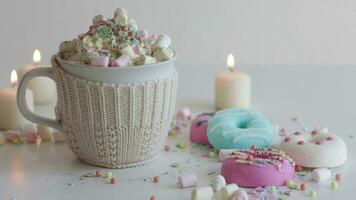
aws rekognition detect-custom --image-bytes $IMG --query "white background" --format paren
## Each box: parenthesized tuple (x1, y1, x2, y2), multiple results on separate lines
(1, 0, 356, 84)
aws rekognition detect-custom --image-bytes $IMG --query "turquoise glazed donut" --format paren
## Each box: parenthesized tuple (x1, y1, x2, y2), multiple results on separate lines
(207, 108, 275, 150)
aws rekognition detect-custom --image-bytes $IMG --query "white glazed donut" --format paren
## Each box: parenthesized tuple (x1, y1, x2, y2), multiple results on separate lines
(277, 129, 347, 168)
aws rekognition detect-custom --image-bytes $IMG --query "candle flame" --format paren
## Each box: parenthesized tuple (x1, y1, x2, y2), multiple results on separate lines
(227, 53, 235, 71)
(33, 49, 41, 63)
(11, 70, 17, 86)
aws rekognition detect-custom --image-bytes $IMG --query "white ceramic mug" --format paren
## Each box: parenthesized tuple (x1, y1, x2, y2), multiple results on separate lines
(17, 55, 178, 168)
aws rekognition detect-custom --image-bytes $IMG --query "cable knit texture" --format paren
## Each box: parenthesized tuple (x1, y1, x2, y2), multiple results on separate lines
(51, 56, 178, 168)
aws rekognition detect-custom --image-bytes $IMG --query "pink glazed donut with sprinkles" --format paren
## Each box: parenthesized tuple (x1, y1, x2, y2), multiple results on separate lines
(277, 128, 348, 168)
(221, 148, 295, 187)
(189, 113, 214, 145)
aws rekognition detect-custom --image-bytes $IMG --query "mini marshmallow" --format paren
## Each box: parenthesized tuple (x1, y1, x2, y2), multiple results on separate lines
(4, 130, 21, 141)
(91, 56, 109, 67)
(219, 184, 239, 200)
(92, 15, 104, 25)
(231, 189, 249, 200)
(0, 133, 5, 144)
(113, 8, 128, 25)
(134, 55, 157, 65)
(37, 125, 54, 142)
(53, 131, 66, 143)
(26, 132, 40, 143)
(179, 174, 198, 188)
(127, 17, 138, 31)
(210, 175, 226, 192)
(219, 149, 238, 161)
(176, 108, 191, 122)
(154, 34, 171, 49)
(191, 186, 213, 200)
(153, 48, 174, 62)
(111, 54, 130, 67)
(119, 43, 138, 59)
(311, 168, 332, 182)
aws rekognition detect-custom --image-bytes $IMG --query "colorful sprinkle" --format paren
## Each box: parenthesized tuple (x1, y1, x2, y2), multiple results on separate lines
(111, 177, 116, 184)
(153, 176, 160, 183)
(96, 170, 101, 177)
(309, 190, 317, 198)
(287, 180, 297, 189)
(294, 131, 302, 135)
(170, 163, 179, 168)
(284, 137, 291, 142)
(300, 183, 306, 191)
(295, 165, 303, 172)
(164, 145, 170, 151)
(315, 141, 322, 145)
(106, 172, 113, 179)
(176, 142, 186, 149)
(251, 145, 257, 151)
(150, 196, 157, 200)
(335, 174, 342, 181)
(331, 181, 338, 190)
(327, 136, 334, 141)
(208, 151, 217, 158)
(311, 130, 318, 136)
(297, 140, 305, 145)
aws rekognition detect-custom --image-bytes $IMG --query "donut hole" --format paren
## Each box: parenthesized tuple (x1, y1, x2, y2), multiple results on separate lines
(235, 121, 249, 129)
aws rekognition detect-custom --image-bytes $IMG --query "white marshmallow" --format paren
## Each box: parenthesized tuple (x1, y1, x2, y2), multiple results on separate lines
(219, 184, 239, 200)
(311, 168, 332, 182)
(153, 48, 174, 62)
(191, 186, 213, 200)
(53, 130, 66, 143)
(231, 189, 249, 200)
(37, 125, 54, 142)
(154, 34, 171, 49)
(127, 17, 138, 31)
(210, 175, 226, 192)
(114, 8, 128, 25)
(119, 43, 138, 59)
(134, 55, 157, 65)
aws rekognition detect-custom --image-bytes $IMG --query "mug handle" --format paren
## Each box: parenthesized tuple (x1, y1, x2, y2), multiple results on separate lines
(17, 67, 62, 131)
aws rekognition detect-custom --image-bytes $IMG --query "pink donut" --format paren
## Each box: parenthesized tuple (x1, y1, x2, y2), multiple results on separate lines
(190, 113, 214, 145)
(221, 148, 295, 187)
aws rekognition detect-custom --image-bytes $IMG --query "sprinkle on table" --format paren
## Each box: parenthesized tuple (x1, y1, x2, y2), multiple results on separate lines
(170, 163, 180, 168)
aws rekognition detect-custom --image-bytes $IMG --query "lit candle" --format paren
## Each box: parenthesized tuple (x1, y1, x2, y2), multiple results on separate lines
(0, 70, 34, 130)
(214, 54, 251, 110)
(18, 49, 56, 104)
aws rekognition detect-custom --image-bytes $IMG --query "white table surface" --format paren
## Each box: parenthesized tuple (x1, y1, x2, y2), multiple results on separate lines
(0, 66, 355, 200)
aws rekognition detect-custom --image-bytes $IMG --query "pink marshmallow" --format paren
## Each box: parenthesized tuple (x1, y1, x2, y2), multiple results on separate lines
(91, 56, 109, 67)
(178, 174, 198, 188)
(176, 108, 191, 122)
(4, 130, 21, 141)
(111, 54, 130, 67)
(26, 132, 40, 143)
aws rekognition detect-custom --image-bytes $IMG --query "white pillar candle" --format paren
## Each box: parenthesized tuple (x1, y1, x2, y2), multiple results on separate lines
(0, 70, 34, 130)
(18, 49, 56, 105)
(215, 54, 251, 110)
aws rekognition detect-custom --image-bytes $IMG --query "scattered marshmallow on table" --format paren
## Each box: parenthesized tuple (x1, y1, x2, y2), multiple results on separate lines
(210, 175, 226, 192)
(191, 186, 213, 200)
(176, 108, 191, 122)
(37, 125, 54, 142)
(178, 174, 198, 188)
(3, 130, 21, 141)
(311, 168, 332, 182)
(219, 184, 239, 200)
(20, 124, 39, 143)
(231, 189, 249, 200)
(53, 130, 66, 143)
